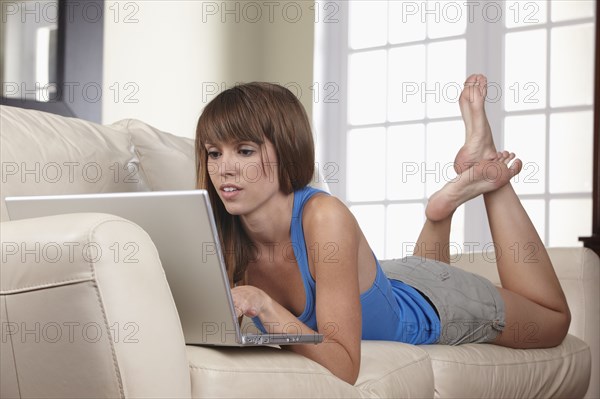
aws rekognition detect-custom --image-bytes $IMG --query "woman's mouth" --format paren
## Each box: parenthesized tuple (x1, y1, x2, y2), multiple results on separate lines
(220, 184, 242, 200)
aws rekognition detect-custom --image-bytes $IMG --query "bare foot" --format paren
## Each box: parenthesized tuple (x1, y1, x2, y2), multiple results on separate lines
(454, 74, 497, 174)
(426, 152, 523, 222)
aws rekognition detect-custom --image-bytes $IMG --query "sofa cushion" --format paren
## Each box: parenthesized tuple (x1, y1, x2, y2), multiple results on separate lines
(112, 119, 196, 191)
(354, 341, 433, 397)
(186, 341, 433, 398)
(0, 106, 147, 222)
(420, 334, 590, 398)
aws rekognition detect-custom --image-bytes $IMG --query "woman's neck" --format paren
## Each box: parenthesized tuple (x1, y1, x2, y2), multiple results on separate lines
(240, 191, 294, 246)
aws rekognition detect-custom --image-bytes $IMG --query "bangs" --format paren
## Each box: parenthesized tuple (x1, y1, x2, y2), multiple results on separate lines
(196, 82, 315, 195)
(198, 88, 267, 146)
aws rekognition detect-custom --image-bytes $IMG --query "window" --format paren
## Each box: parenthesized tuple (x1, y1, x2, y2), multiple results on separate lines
(500, 0, 595, 247)
(313, 0, 595, 259)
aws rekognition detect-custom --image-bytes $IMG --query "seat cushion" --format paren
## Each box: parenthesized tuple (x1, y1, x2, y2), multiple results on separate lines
(186, 341, 433, 398)
(420, 334, 591, 398)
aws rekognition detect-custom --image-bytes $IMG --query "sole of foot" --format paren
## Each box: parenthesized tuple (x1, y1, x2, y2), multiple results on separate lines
(454, 74, 497, 175)
(426, 152, 523, 222)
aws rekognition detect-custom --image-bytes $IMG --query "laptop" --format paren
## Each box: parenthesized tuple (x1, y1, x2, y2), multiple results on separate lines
(5, 190, 323, 346)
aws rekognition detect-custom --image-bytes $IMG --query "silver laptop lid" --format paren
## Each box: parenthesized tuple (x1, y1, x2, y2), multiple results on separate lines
(6, 190, 242, 345)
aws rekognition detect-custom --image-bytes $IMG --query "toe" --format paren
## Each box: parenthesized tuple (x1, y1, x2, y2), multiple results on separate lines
(479, 75, 488, 98)
(509, 158, 523, 177)
(465, 74, 479, 85)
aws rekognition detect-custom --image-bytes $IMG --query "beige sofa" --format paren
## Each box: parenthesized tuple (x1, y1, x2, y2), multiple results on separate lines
(0, 105, 597, 398)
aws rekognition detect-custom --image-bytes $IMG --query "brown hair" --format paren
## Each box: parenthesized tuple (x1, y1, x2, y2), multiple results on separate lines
(195, 82, 315, 285)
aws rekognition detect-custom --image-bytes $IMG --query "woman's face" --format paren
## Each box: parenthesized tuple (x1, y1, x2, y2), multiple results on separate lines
(204, 138, 281, 216)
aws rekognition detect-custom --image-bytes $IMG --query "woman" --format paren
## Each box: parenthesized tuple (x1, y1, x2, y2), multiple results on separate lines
(194, 75, 571, 385)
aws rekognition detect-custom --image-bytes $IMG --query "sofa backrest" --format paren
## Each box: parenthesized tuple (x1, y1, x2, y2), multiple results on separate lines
(1, 106, 146, 222)
(0, 106, 198, 222)
(111, 118, 197, 191)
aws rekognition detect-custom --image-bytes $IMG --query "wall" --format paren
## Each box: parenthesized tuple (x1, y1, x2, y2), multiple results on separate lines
(102, 1, 315, 139)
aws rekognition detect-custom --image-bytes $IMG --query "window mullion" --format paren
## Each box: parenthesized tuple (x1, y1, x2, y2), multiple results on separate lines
(462, 8, 495, 249)
(313, 0, 348, 201)
(544, 4, 551, 246)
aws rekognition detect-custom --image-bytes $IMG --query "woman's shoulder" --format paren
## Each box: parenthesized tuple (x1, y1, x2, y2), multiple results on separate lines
(301, 189, 356, 230)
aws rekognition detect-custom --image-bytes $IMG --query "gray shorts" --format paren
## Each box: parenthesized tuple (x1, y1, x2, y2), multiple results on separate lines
(380, 256, 506, 345)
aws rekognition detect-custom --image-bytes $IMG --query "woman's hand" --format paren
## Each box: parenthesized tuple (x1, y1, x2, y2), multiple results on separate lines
(231, 285, 273, 318)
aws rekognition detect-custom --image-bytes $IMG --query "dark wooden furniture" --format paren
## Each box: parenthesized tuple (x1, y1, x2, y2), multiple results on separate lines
(579, 0, 600, 256)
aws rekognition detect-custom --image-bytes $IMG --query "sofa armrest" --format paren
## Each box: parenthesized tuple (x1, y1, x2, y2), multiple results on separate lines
(1, 213, 191, 398)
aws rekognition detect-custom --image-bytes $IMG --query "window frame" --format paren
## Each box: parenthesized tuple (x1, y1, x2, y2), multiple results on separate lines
(313, 0, 595, 255)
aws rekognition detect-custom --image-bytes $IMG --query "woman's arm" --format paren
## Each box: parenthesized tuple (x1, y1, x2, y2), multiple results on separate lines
(231, 195, 363, 384)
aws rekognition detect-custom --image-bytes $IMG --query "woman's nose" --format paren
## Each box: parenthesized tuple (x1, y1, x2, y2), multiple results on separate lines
(219, 151, 239, 177)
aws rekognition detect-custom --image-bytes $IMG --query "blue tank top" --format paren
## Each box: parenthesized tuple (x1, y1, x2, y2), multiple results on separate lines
(253, 186, 440, 344)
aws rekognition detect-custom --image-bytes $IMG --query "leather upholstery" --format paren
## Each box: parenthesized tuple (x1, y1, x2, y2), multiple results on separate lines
(0, 105, 597, 398)
(1, 213, 191, 398)
(0, 106, 148, 222)
(422, 334, 590, 398)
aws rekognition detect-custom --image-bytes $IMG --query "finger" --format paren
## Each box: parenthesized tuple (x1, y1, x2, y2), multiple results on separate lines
(234, 306, 243, 318)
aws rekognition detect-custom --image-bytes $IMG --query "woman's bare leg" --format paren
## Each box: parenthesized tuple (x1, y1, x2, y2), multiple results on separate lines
(413, 73, 518, 264)
(414, 74, 516, 264)
(453, 74, 570, 348)
(414, 73, 494, 263)
(413, 217, 452, 264)
(415, 151, 519, 263)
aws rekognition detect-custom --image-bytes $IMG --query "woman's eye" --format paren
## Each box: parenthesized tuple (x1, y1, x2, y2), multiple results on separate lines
(239, 148, 255, 156)
(207, 151, 220, 159)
